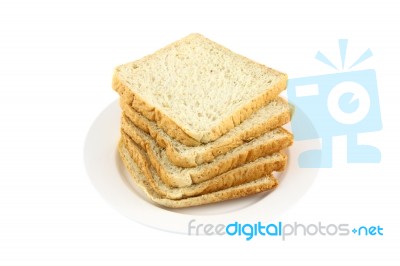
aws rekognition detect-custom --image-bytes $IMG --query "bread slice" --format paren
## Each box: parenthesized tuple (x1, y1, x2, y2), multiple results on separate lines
(121, 97, 291, 167)
(113, 33, 288, 146)
(118, 141, 278, 208)
(122, 129, 286, 199)
(121, 121, 292, 188)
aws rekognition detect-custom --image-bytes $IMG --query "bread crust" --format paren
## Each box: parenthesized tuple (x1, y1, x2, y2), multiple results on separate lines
(121, 131, 286, 199)
(118, 141, 278, 208)
(120, 97, 291, 167)
(121, 122, 292, 187)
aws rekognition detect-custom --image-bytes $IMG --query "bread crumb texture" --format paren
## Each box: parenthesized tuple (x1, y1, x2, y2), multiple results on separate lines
(113, 33, 287, 143)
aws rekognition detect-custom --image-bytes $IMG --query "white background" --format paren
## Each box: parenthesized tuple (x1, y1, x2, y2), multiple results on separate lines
(1, 0, 399, 265)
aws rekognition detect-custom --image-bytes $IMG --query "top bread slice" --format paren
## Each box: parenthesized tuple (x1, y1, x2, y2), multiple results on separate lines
(113, 33, 288, 146)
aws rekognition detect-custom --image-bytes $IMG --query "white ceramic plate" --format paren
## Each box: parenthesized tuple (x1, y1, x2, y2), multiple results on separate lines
(84, 100, 319, 234)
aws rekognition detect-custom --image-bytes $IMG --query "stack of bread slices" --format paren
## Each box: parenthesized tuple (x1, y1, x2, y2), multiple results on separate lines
(113, 34, 293, 208)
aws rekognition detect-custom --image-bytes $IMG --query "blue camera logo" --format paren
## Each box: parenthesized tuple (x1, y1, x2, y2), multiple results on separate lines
(287, 40, 382, 168)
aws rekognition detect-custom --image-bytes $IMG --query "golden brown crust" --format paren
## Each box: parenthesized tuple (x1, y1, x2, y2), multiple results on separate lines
(154, 178, 278, 208)
(120, 97, 291, 167)
(121, 131, 286, 199)
(191, 128, 292, 184)
(120, 120, 292, 187)
(118, 140, 278, 208)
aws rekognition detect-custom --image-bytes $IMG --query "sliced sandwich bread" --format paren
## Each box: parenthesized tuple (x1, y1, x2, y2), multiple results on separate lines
(122, 130, 286, 199)
(121, 97, 291, 167)
(113, 33, 288, 146)
(121, 120, 293, 188)
(119, 140, 278, 208)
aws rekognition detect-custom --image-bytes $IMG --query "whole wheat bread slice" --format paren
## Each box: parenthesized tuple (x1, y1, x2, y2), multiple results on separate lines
(121, 119, 292, 187)
(113, 33, 287, 146)
(122, 130, 286, 199)
(121, 97, 291, 167)
(118, 141, 278, 208)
